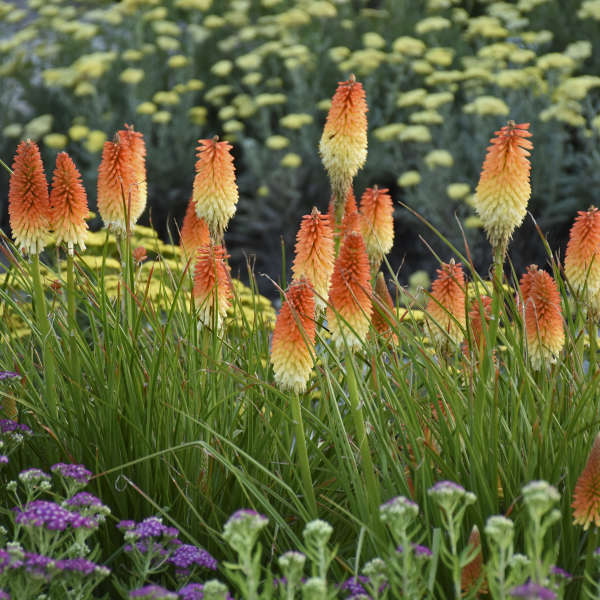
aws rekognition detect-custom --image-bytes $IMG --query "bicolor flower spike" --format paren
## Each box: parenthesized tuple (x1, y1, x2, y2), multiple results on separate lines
(8, 140, 51, 254)
(270, 277, 316, 393)
(118, 124, 147, 226)
(461, 525, 486, 597)
(193, 244, 232, 329)
(564, 206, 600, 314)
(475, 121, 533, 257)
(464, 295, 493, 356)
(426, 260, 466, 348)
(97, 132, 136, 232)
(192, 136, 238, 243)
(319, 75, 368, 226)
(572, 433, 600, 530)
(359, 186, 394, 266)
(49, 152, 89, 254)
(327, 231, 373, 351)
(519, 265, 564, 370)
(372, 272, 397, 343)
(180, 196, 210, 262)
(291, 207, 335, 311)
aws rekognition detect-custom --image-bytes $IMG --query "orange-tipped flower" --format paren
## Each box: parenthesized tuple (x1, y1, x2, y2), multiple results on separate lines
(319, 75, 368, 224)
(192, 136, 238, 242)
(564, 206, 600, 313)
(327, 231, 373, 351)
(49, 152, 89, 254)
(426, 260, 466, 347)
(461, 526, 487, 597)
(8, 140, 50, 254)
(270, 277, 316, 393)
(193, 244, 232, 329)
(519, 265, 564, 370)
(372, 272, 397, 343)
(359, 186, 394, 264)
(573, 433, 600, 530)
(292, 207, 335, 310)
(119, 124, 147, 225)
(475, 121, 532, 256)
(97, 133, 136, 232)
(180, 195, 210, 262)
(464, 295, 493, 356)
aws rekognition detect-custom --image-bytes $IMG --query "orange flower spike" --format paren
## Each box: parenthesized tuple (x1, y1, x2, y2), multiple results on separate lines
(461, 526, 487, 597)
(193, 244, 233, 329)
(464, 295, 493, 354)
(359, 186, 394, 264)
(192, 136, 238, 242)
(564, 206, 600, 313)
(270, 277, 316, 393)
(426, 260, 466, 347)
(119, 124, 147, 225)
(49, 152, 89, 254)
(573, 433, 600, 530)
(520, 265, 565, 370)
(372, 272, 398, 343)
(291, 207, 335, 310)
(475, 121, 532, 256)
(8, 140, 51, 254)
(319, 75, 368, 224)
(180, 196, 211, 262)
(97, 133, 136, 232)
(327, 231, 373, 351)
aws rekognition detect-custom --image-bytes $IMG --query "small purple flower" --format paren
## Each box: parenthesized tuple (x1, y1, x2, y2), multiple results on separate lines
(0, 455, 7, 464)
(128, 517, 179, 540)
(340, 576, 369, 597)
(178, 583, 204, 600)
(0, 589, 9, 600)
(169, 545, 217, 575)
(22, 553, 54, 579)
(0, 550, 11, 574)
(15, 500, 97, 531)
(118, 520, 136, 531)
(229, 509, 261, 521)
(0, 419, 32, 435)
(510, 582, 557, 599)
(51, 463, 92, 485)
(129, 584, 178, 599)
(0, 371, 21, 380)
(54, 557, 108, 576)
(429, 480, 465, 494)
(397, 543, 432, 557)
(65, 492, 110, 520)
(550, 566, 571, 580)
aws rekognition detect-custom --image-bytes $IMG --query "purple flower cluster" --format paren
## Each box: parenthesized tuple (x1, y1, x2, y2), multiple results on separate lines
(54, 557, 107, 576)
(510, 582, 557, 599)
(550, 566, 571, 580)
(0, 550, 107, 581)
(121, 517, 179, 540)
(340, 576, 369, 597)
(397, 543, 433, 557)
(0, 419, 32, 441)
(51, 463, 92, 485)
(168, 545, 217, 576)
(14, 500, 97, 531)
(0, 371, 21, 380)
(177, 584, 233, 600)
(0, 589, 9, 600)
(129, 584, 178, 599)
(0, 455, 7, 465)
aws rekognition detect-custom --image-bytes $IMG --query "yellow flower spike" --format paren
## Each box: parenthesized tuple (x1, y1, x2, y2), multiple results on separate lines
(359, 186, 394, 266)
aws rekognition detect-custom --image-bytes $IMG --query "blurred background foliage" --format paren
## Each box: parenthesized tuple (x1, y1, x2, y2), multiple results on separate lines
(1, 0, 600, 294)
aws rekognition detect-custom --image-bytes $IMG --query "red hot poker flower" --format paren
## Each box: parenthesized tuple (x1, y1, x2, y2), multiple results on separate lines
(180, 195, 211, 262)
(359, 186, 394, 264)
(572, 433, 600, 530)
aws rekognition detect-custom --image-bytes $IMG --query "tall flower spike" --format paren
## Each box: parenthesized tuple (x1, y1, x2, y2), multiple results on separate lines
(372, 272, 398, 343)
(8, 140, 50, 254)
(359, 186, 394, 266)
(180, 195, 210, 262)
(572, 433, 600, 530)
(193, 136, 238, 243)
(292, 207, 335, 311)
(519, 265, 564, 370)
(319, 75, 368, 226)
(327, 231, 373, 351)
(564, 206, 600, 315)
(193, 244, 232, 329)
(270, 277, 316, 393)
(49, 152, 89, 254)
(475, 121, 532, 257)
(119, 124, 147, 225)
(461, 525, 487, 597)
(463, 295, 493, 356)
(97, 132, 136, 232)
(426, 260, 466, 348)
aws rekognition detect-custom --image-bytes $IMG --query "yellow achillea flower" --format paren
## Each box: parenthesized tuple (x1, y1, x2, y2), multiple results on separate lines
(564, 206, 600, 314)
(426, 260, 466, 347)
(319, 75, 368, 226)
(371, 272, 397, 343)
(327, 231, 373, 351)
(270, 277, 316, 393)
(519, 265, 564, 370)
(8, 140, 51, 255)
(193, 244, 232, 329)
(359, 186, 394, 265)
(475, 121, 533, 257)
(180, 195, 210, 262)
(49, 152, 89, 254)
(193, 136, 238, 243)
(291, 207, 335, 310)
(572, 433, 600, 530)
(460, 526, 487, 597)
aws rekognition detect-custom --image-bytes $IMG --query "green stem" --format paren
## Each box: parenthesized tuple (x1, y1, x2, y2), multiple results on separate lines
(589, 312, 597, 376)
(67, 253, 81, 401)
(31, 254, 58, 420)
(290, 392, 318, 517)
(585, 526, 599, 587)
(0, 157, 13, 175)
(119, 234, 134, 329)
(345, 350, 381, 521)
